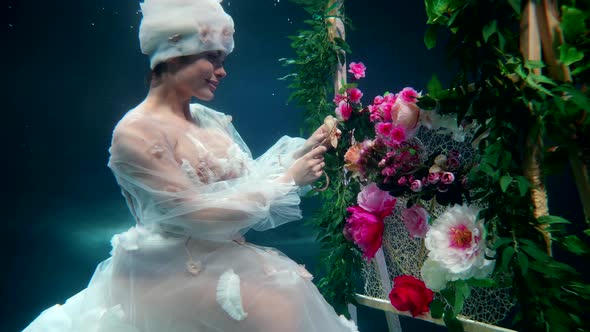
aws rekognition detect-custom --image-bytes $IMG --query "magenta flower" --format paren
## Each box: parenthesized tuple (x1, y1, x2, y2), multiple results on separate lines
(380, 102, 394, 122)
(335, 100, 353, 121)
(357, 183, 397, 219)
(441, 172, 455, 184)
(390, 126, 407, 143)
(375, 122, 394, 137)
(384, 93, 397, 104)
(446, 157, 460, 171)
(398, 87, 419, 103)
(345, 205, 384, 260)
(348, 62, 366, 80)
(401, 205, 430, 238)
(347, 88, 363, 104)
(373, 95, 385, 105)
(333, 93, 346, 104)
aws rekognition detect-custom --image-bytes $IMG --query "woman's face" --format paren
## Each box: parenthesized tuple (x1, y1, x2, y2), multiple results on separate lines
(171, 51, 227, 101)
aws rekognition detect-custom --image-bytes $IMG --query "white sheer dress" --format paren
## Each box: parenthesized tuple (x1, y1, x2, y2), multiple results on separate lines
(23, 103, 358, 332)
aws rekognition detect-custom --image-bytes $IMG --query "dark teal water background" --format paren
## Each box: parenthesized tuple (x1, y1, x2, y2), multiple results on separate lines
(5, 0, 583, 331)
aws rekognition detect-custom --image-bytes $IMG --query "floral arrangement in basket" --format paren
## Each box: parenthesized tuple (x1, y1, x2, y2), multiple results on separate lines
(335, 61, 500, 322)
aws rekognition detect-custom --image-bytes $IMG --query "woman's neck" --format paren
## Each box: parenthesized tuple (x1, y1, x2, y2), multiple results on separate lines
(144, 82, 192, 121)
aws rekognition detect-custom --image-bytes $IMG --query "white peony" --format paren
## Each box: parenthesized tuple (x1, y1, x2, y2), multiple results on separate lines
(421, 205, 495, 290)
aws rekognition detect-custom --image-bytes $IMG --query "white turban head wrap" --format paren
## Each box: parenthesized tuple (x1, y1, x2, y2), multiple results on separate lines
(139, 0, 235, 69)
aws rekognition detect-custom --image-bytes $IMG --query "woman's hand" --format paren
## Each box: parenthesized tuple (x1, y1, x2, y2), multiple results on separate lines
(283, 146, 327, 186)
(295, 122, 341, 159)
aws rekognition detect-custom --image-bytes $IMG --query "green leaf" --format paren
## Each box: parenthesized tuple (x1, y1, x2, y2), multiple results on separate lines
(425, 25, 439, 49)
(500, 175, 512, 192)
(517, 252, 529, 276)
(430, 298, 445, 319)
(538, 215, 571, 225)
(466, 278, 496, 288)
(508, 0, 521, 14)
(453, 280, 471, 314)
(561, 7, 586, 42)
(482, 20, 497, 43)
(557, 235, 590, 255)
(443, 308, 465, 332)
(492, 237, 512, 250)
(501, 246, 515, 271)
(585, 229, 590, 237)
(525, 60, 546, 69)
(427, 75, 443, 97)
(514, 176, 530, 196)
(559, 44, 584, 66)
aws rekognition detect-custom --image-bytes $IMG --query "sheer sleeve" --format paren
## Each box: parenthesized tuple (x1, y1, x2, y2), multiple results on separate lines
(107, 112, 305, 241)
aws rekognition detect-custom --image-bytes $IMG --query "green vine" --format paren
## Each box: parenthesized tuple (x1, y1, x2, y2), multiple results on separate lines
(282, 0, 360, 316)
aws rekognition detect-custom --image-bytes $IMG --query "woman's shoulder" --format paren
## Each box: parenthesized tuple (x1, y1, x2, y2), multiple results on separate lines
(111, 108, 171, 147)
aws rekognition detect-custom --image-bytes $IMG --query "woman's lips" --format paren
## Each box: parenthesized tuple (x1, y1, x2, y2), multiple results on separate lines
(207, 80, 218, 92)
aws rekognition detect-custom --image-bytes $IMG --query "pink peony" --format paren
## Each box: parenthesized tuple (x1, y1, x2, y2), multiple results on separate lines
(401, 205, 430, 238)
(441, 172, 455, 184)
(347, 88, 363, 104)
(335, 100, 353, 121)
(383, 93, 397, 104)
(398, 87, 419, 103)
(345, 206, 384, 260)
(357, 183, 397, 219)
(348, 62, 366, 80)
(380, 102, 394, 122)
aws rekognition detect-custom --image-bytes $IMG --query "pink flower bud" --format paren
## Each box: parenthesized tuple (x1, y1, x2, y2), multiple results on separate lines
(446, 157, 460, 171)
(427, 172, 440, 184)
(441, 172, 455, 185)
(410, 179, 423, 192)
(397, 176, 408, 186)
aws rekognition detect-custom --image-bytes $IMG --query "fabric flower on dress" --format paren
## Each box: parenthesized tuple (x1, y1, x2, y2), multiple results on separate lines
(348, 62, 366, 79)
(401, 204, 430, 238)
(388, 275, 434, 317)
(421, 204, 495, 291)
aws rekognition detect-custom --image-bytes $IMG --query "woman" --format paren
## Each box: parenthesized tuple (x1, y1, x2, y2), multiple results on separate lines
(23, 0, 358, 331)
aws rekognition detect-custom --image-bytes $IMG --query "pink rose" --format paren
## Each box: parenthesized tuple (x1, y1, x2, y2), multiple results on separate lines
(446, 157, 460, 171)
(335, 100, 353, 121)
(398, 87, 419, 103)
(393, 100, 421, 136)
(437, 183, 449, 192)
(345, 206, 384, 259)
(441, 172, 455, 184)
(348, 62, 366, 80)
(427, 172, 440, 184)
(347, 88, 363, 104)
(357, 183, 397, 219)
(401, 205, 430, 238)
(410, 179, 423, 192)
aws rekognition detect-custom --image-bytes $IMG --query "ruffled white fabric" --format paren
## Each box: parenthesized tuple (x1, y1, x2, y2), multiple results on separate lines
(23, 103, 358, 332)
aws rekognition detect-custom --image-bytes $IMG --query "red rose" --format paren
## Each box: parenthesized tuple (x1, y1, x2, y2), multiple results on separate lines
(388, 275, 434, 317)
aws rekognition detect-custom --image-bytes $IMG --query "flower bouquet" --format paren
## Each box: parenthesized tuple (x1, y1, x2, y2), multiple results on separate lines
(334, 62, 515, 325)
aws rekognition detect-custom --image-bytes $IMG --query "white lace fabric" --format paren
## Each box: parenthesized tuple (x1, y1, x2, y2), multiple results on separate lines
(23, 103, 358, 332)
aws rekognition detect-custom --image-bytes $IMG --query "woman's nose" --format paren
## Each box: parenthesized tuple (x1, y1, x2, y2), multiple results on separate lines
(215, 66, 227, 79)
